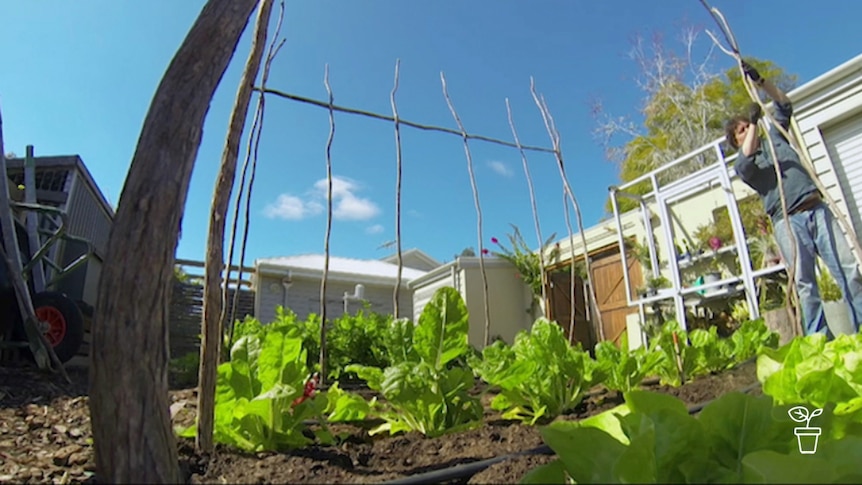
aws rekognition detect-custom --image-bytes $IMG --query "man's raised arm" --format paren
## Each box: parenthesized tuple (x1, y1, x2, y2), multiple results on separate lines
(742, 59, 792, 131)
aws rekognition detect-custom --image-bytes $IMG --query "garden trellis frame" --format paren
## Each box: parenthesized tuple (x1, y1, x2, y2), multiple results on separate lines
(608, 138, 786, 337)
(219, 34, 608, 378)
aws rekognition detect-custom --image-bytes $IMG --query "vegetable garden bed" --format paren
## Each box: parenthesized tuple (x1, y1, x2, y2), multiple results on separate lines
(175, 361, 761, 484)
(3, 285, 861, 483)
(0, 359, 759, 484)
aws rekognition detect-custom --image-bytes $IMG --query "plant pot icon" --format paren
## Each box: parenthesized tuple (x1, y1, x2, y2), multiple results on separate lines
(794, 426, 821, 454)
(788, 405, 823, 454)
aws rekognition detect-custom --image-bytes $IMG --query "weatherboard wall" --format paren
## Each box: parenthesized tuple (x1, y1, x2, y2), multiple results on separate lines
(411, 265, 460, 323)
(790, 53, 862, 251)
(254, 273, 414, 325)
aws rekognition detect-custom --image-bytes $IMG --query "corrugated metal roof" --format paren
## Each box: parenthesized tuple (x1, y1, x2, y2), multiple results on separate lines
(257, 254, 428, 281)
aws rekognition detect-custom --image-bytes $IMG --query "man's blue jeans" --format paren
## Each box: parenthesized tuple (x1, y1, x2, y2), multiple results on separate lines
(772, 201, 862, 337)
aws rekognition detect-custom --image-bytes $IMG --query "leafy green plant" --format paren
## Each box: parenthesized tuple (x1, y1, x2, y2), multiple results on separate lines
(594, 333, 665, 394)
(648, 321, 701, 386)
(169, 351, 200, 389)
(230, 307, 319, 358)
(337, 287, 483, 437)
(649, 319, 778, 386)
(490, 224, 558, 314)
(647, 275, 671, 289)
(817, 266, 843, 302)
(730, 299, 750, 322)
(628, 237, 657, 275)
(757, 332, 862, 439)
(469, 319, 600, 425)
(731, 318, 779, 362)
(522, 390, 862, 484)
(178, 325, 330, 452)
(325, 309, 392, 380)
(234, 306, 395, 380)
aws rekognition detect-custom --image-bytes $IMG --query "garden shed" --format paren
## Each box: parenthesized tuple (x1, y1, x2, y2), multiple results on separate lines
(6, 153, 114, 312)
(408, 256, 533, 349)
(253, 254, 427, 324)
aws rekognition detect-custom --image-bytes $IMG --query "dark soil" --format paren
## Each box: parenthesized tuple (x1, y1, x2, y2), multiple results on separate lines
(0, 361, 760, 484)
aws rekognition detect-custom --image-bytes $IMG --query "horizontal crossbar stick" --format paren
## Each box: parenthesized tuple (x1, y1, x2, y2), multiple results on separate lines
(254, 86, 557, 154)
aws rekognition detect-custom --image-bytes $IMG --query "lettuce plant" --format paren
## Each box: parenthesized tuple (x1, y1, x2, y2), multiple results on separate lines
(731, 318, 780, 361)
(234, 306, 395, 380)
(650, 319, 778, 386)
(324, 309, 392, 380)
(523, 390, 862, 484)
(757, 332, 862, 438)
(336, 287, 483, 437)
(594, 333, 665, 393)
(469, 318, 600, 425)
(179, 326, 330, 452)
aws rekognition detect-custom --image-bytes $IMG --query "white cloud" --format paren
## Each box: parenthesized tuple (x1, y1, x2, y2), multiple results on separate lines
(487, 160, 513, 177)
(264, 175, 380, 222)
(365, 224, 384, 235)
(313, 176, 380, 221)
(263, 194, 323, 220)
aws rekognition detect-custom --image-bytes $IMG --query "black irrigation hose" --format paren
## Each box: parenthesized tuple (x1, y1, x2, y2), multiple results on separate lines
(379, 379, 764, 485)
(381, 445, 554, 485)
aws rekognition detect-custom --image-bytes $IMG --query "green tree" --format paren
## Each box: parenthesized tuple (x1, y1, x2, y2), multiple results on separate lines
(594, 28, 796, 213)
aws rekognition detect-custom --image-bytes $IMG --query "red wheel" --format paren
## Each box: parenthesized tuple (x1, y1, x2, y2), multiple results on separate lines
(11, 291, 84, 363)
(36, 305, 67, 346)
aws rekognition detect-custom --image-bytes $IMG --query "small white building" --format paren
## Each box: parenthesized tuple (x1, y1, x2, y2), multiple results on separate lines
(409, 256, 534, 349)
(379, 248, 442, 272)
(253, 251, 433, 324)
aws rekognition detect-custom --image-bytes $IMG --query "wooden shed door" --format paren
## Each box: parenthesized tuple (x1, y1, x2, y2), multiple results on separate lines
(546, 271, 592, 349)
(590, 249, 642, 347)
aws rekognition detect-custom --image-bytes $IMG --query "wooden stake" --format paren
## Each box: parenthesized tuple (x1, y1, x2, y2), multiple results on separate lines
(198, 0, 274, 454)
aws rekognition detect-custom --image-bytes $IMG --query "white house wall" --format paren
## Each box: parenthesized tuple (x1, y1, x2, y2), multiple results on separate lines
(412, 267, 459, 322)
(792, 60, 862, 248)
(255, 275, 414, 324)
(545, 211, 645, 263)
(822, 116, 862, 238)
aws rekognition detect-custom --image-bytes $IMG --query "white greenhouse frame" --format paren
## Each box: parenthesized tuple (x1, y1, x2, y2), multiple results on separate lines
(608, 136, 787, 337)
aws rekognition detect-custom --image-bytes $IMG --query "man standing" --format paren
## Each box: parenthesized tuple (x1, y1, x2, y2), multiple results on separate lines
(727, 60, 862, 338)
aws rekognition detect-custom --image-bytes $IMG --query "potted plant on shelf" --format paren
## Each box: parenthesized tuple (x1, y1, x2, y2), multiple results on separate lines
(702, 235, 724, 286)
(676, 239, 703, 266)
(638, 274, 671, 299)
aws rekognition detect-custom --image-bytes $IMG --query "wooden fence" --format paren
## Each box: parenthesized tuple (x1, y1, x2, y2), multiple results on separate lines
(61, 260, 257, 366)
(169, 259, 256, 358)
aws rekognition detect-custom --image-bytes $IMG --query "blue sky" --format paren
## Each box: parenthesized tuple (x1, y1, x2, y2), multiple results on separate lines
(2, 1, 861, 268)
